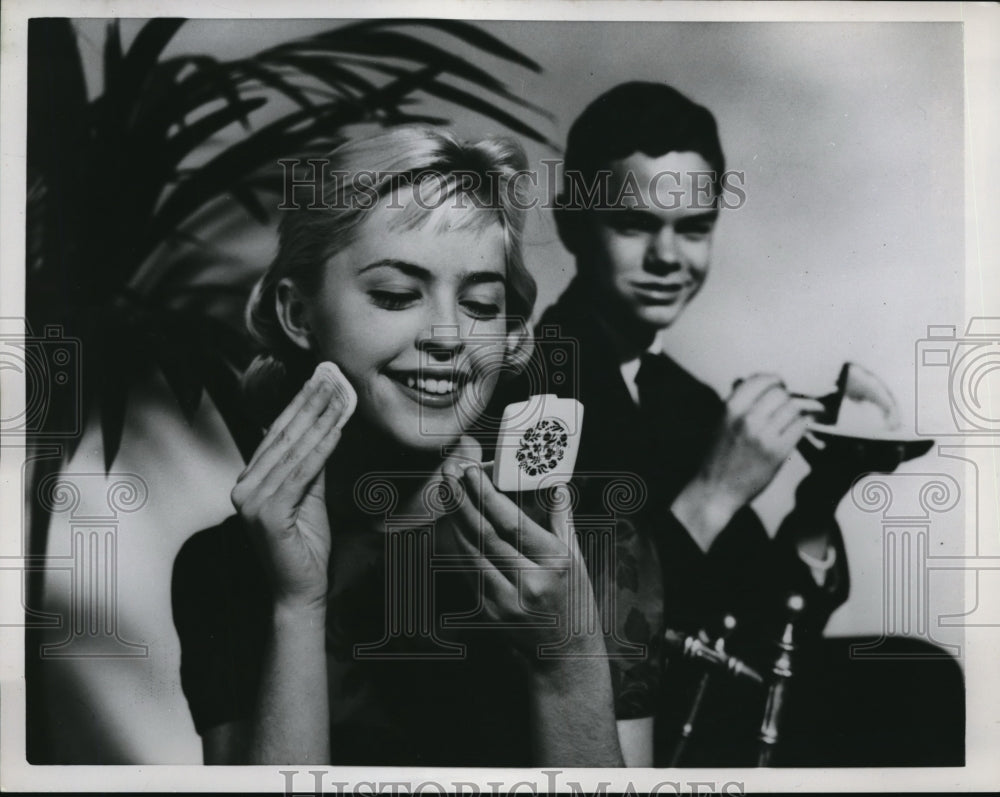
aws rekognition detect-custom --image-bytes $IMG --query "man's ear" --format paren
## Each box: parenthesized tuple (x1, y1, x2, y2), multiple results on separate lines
(503, 318, 535, 377)
(275, 278, 313, 352)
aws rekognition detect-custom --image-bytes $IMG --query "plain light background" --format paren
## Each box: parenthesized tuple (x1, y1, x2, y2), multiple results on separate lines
(36, 18, 969, 763)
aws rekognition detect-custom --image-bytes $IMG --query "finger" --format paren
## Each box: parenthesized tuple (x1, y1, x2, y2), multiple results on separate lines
(742, 383, 791, 425)
(243, 376, 321, 474)
(270, 422, 343, 510)
(547, 484, 574, 549)
(768, 398, 809, 437)
(790, 397, 828, 418)
(430, 436, 483, 512)
(450, 469, 523, 566)
(464, 466, 564, 561)
(243, 363, 356, 478)
(768, 396, 826, 435)
(450, 511, 520, 601)
(727, 373, 786, 415)
(448, 434, 483, 467)
(244, 379, 347, 490)
(255, 398, 344, 502)
(777, 412, 811, 447)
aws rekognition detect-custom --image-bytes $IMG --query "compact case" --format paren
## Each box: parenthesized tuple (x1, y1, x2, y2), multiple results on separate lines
(490, 394, 584, 492)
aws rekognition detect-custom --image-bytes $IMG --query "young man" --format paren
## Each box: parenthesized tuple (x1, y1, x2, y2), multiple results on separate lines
(505, 81, 963, 766)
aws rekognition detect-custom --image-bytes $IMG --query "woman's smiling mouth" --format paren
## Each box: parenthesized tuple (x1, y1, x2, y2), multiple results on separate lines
(385, 369, 469, 407)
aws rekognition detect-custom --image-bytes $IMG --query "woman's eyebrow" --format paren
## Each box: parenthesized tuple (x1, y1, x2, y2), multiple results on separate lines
(357, 259, 430, 279)
(462, 270, 506, 286)
(358, 259, 506, 286)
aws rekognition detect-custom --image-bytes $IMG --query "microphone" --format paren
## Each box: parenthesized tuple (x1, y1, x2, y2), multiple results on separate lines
(663, 627, 763, 684)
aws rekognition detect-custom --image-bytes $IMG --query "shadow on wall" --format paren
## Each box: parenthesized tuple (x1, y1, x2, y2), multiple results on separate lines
(28, 370, 242, 763)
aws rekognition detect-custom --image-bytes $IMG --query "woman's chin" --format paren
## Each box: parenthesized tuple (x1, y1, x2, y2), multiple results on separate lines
(358, 414, 463, 458)
(394, 423, 464, 455)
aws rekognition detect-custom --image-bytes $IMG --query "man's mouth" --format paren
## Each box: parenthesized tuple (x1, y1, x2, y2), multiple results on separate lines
(633, 281, 689, 303)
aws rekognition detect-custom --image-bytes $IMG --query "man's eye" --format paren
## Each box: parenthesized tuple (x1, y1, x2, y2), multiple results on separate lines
(462, 300, 501, 320)
(680, 225, 714, 240)
(369, 290, 419, 310)
(604, 212, 658, 234)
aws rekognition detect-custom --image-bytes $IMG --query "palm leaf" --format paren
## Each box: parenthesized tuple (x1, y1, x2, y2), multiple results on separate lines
(144, 65, 446, 253)
(119, 18, 187, 120)
(27, 17, 552, 476)
(358, 62, 557, 148)
(262, 52, 381, 98)
(152, 318, 206, 420)
(26, 20, 90, 300)
(292, 29, 536, 111)
(342, 18, 543, 73)
(232, 60, 316, 109)
(160, 96, 268, 168)
(197, 347, 262, 462)
(227, 182, 271, 224)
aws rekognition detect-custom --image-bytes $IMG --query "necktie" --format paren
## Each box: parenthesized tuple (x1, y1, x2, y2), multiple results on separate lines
(635, 351, 671, 415)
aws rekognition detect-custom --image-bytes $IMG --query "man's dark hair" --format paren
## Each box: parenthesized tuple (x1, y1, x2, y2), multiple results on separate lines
(556, 81, 726, 253)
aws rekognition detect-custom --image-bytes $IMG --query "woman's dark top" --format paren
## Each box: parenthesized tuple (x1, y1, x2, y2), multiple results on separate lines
(171, 514, 533, 765)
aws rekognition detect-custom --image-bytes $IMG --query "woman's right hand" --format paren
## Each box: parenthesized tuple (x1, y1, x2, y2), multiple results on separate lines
(230, 363, 356, 613)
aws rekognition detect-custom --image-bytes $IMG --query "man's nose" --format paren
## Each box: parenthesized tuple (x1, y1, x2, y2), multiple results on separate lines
(646, 227, 681, 272)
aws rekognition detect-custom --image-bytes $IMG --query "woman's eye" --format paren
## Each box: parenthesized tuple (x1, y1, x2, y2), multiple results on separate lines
(369, 290, 419, 310)
(462, 300, 501, 320)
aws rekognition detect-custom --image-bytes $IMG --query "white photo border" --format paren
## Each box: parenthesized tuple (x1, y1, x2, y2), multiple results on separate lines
(2, 0, 998, 793)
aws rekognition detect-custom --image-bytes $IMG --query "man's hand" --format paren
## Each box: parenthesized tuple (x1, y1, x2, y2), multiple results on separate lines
(672, 374, 824, 551)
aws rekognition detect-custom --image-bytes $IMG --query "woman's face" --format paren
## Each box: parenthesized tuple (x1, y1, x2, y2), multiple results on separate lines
(298, 187, 514, 452)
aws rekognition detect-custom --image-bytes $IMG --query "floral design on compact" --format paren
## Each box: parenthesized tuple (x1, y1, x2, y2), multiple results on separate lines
(515, 418, 569, 476)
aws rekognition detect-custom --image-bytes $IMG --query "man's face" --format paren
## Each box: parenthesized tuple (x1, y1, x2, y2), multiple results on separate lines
(579, 150, 718, 330)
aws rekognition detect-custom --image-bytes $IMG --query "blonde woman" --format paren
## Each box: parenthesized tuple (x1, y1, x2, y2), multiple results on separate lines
(172, 127, 624, 766)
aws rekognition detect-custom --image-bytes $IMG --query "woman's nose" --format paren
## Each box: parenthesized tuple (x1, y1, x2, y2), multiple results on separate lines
(417, 322, 466, 361)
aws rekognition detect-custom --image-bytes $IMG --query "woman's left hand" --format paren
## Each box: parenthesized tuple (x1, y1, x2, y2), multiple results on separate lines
(441, 457, 600, 662)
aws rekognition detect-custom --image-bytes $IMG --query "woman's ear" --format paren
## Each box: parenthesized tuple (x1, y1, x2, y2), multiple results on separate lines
(275, 278, 313, 352)
(503, 318, 535, 377)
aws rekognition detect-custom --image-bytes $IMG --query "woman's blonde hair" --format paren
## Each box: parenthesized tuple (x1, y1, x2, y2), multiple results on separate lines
(243, 126, 537, 425)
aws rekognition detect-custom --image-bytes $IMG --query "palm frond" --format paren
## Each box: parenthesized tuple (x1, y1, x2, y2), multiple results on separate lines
(26, 17, 552, 473)
(342, 18, 543, 72)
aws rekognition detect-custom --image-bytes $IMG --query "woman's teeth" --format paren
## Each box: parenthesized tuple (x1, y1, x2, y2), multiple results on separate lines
(404, 376, 456, 394)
